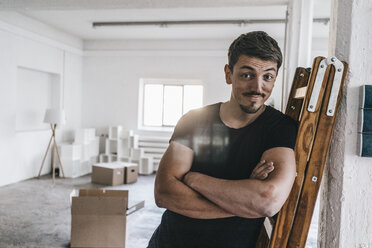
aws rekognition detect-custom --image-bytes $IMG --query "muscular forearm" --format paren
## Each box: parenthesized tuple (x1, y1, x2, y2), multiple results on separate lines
(184, 148, 296, 218)
(155, 175, 234, 219)
(184, 172, 281, 218)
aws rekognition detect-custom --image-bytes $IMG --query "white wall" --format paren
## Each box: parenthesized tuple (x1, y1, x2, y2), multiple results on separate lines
(82, 37, 327, 136)
(0, 11, 328, 187)
(0, 16, 83, 187)
(82, 39, 288, 137)
(82, 46, 229, 137)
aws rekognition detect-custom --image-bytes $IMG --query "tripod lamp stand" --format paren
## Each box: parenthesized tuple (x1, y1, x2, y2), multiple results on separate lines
(38, 108, 66, 183)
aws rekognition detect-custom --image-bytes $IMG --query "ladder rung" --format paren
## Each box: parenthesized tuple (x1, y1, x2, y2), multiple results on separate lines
(294, 86, 308, 99)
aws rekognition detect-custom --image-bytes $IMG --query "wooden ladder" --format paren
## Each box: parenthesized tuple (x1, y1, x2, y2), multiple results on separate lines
(256, 56, 348, 248)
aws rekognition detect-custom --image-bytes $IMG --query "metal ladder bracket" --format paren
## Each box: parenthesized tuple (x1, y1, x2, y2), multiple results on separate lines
(308, 58, 327, 112)
(326, 57, 344, 116)
(307, 57, 344, 115)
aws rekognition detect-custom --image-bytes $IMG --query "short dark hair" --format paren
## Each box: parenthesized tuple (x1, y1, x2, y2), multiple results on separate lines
(228, 31, 282, 72)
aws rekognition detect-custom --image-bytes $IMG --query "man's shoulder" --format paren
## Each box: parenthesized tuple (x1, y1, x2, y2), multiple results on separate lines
(182, 102, 221, 120)
(174, 103, 221, 132)
(259, 106, 298, 150)
(263, 106, 298, 129)
(171, 103, 222, 144)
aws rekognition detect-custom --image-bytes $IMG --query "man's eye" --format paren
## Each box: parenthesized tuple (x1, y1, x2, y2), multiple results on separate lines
(264, 74, 274, 80)
(242, 73, 252, 79)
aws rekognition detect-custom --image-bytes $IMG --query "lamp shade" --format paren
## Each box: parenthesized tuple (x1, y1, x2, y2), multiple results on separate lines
(43, 108, 66, 125)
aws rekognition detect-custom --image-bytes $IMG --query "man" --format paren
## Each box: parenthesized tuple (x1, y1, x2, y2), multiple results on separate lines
(148, 31, 297, 248)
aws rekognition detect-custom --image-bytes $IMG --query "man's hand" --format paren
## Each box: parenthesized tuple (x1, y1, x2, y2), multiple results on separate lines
(249, 160, 274, 180)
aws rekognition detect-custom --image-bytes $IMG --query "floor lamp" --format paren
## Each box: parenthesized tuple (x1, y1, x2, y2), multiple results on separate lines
(38, 108, 66, 183)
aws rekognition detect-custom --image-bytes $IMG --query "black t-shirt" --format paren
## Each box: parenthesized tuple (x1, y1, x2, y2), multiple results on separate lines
(148, 103, 298, 248)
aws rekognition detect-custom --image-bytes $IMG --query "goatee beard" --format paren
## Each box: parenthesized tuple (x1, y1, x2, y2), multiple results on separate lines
(239, 104, 262, 114)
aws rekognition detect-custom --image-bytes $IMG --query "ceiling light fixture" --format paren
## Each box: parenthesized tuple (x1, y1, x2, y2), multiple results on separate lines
(92, 18, 329, 28)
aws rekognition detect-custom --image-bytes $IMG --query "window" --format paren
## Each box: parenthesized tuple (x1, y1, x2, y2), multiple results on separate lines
(139, 79, 203, 130)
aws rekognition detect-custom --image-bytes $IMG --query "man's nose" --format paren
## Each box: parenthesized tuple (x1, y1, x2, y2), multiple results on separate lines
(249, 78, 263, 94)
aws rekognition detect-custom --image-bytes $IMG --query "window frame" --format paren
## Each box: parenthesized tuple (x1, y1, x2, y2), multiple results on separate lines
(138, 78, 204, 132)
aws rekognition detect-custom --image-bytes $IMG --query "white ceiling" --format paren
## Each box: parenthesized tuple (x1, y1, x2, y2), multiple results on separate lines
(0, 0, 330, 40)
(0, 0, 289, 9)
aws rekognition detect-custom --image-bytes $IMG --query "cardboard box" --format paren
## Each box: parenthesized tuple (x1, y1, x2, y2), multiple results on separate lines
(109, 126, 122, 139)
(75, 128, 96, 144)
(70, 189, 145, 248)
(121, 129, 134, 139)
(89, 137, 100, 157)
(139, 156, 154, 175)
(106, 139, 119, 155)
(81, 143, 91, 161)
(124, 163, 138, 184)
(81, 160, 92, 174)
(99, 154, 109, 163)
(60, 159, 81, 178)
(129, 134, 139, 148)
(118, 138, 131, 157)
(58, 143, 82, 160)
(130, 148, 144, 161)
(92, 163, 125, 186)
(92, 162, 138, 185)
(90, 155, 99, 164)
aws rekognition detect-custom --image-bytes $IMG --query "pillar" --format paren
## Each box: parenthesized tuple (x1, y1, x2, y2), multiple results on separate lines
(319, 0, 372, 247)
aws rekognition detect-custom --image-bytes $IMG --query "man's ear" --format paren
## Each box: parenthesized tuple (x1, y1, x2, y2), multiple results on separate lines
(224, 64, 232, 85)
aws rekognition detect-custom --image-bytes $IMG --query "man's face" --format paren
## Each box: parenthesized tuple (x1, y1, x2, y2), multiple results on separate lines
(225, 55, 278, 113)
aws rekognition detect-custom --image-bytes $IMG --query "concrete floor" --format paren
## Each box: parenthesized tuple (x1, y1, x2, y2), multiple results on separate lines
(0, 174, 164, 248)
(0, 174, 318, 248)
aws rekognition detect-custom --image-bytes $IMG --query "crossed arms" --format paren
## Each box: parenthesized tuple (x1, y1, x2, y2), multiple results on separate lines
(154, 141, 296, 219)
